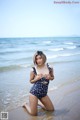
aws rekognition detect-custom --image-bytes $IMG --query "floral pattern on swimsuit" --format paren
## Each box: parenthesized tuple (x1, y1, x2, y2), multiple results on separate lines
(30, 64, 51, 99)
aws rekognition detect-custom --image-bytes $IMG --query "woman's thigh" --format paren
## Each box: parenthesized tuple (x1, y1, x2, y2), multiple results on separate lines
(40, 95, 54, 111)
(29, 93, 38, 114)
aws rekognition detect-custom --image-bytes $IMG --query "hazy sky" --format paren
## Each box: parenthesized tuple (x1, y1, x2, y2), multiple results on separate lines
(0, 0, 80, 37)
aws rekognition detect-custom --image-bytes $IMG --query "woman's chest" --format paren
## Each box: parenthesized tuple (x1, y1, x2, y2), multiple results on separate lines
(36, 67, 49, 75)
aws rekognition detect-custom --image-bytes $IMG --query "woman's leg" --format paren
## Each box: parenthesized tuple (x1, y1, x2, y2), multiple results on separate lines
(39, 95, 55, 111)
(23, 93, 38, 116)
(38, 100, 46, 110)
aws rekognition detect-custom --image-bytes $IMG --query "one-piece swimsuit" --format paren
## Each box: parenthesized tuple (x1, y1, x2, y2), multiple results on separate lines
(30, 64, 51, 99)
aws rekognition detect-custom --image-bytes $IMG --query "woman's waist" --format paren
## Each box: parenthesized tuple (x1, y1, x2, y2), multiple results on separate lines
(35, 80, 49, 85)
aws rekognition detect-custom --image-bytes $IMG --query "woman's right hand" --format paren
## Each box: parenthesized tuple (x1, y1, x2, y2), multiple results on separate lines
(34, 74, 43, 81)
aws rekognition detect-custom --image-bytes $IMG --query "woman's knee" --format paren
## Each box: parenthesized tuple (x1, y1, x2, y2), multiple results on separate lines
(30, 111, 37, 116)
(40, 95, 55, 111)
(47, 103, 55, 111)
(30, 106, 37, 115)
(47, 106, 54, 111)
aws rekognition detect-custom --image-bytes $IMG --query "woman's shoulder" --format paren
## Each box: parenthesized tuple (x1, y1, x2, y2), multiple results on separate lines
(30, 65, 37, 74)
(30, 66, 35, 71)
(47, 63, 53, 73)
(47, 63, 53, 69)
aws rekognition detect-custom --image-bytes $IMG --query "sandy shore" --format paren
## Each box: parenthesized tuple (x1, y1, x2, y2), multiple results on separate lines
(8, 79, 80, 120)
(0, 61, 80, 120)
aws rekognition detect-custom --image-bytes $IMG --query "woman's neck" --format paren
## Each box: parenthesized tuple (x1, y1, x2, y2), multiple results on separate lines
(37, 64, 45, 69)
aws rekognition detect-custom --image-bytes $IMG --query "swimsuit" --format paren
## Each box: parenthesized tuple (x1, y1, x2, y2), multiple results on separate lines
(30, 64, 51, 99)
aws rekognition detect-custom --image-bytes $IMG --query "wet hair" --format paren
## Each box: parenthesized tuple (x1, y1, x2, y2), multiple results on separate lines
(33, 51, 47, 65)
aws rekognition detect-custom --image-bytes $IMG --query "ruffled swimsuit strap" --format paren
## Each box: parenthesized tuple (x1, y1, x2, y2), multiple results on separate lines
(47, 63, 52, 73)
(32, 67, 37, 75)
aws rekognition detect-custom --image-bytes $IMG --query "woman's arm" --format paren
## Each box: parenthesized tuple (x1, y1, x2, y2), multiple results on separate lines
(49, 68, 54, 80)
(30, 71, 36, 83)
(30, 71, 43, 83)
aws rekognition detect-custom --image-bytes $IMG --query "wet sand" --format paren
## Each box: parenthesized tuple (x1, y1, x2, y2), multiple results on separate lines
(8, 79, 80, 120)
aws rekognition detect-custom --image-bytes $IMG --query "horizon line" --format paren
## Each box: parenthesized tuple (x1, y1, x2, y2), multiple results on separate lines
(0, 36, 80, 38)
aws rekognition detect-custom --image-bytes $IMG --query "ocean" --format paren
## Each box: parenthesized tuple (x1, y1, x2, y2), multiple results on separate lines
(0, 37, 80, 111)
(0, 37, 80, 71)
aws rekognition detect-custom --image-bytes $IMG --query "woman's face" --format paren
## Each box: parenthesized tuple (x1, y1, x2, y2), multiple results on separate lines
(36, 55, 43, 66)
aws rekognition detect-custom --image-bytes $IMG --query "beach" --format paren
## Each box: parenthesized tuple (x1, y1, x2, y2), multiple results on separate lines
(0, 61, 80, 120)
(0, 37, 80, 119)
(8, 80, 80, 120)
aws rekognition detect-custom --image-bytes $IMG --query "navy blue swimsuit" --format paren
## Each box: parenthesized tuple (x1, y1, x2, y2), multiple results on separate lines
(30, 64, 51, 99)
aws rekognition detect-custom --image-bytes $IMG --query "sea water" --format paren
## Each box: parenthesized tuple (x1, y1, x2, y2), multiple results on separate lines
(0, 37, 80, 71)
(0, 37, 80, 111)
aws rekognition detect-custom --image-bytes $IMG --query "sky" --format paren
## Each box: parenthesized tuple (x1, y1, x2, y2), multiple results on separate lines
(0, 0, 80, 37)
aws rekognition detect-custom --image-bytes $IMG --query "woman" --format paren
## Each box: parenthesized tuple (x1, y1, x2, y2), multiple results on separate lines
(23, 51, 55, 116)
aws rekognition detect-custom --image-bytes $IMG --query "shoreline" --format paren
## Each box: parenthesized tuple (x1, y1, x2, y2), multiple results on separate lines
(7, 79, 80, 120)
(0, 61, 80, 112)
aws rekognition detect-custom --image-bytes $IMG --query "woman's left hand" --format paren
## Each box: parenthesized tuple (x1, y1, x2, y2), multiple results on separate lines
(44, 74, 51, 80)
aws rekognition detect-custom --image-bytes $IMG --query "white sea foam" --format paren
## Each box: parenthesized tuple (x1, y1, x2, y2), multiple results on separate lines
(19, 64, 31, 68)
(66, 46, 76, 49)
(49, 85, 58, 91)
(42, 41, 51, 44)
(6, 93, 11, 97)
(47, 54, 71, 59)
(65, 42, 74, 45)
(3, 101, 10, 105)
(47, 52, 80, 59)
(49, 48, 64, 51)
(48, 55, 58, 59)
(59, 53, 72, 57)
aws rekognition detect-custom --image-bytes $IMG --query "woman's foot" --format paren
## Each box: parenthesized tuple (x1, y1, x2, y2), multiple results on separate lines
(22, 103, 29, 112)
(22, 103, 37, 116)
